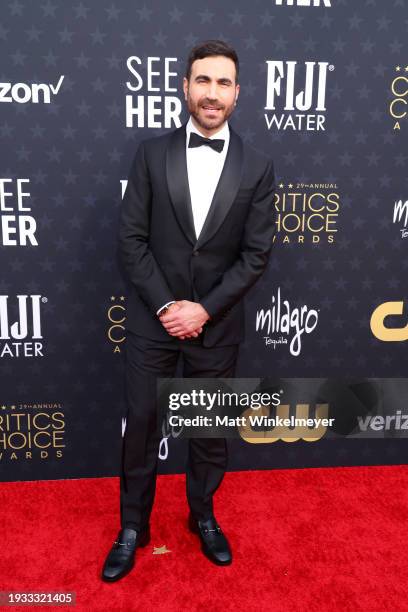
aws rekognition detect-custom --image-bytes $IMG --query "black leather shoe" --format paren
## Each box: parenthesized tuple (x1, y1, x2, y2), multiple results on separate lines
(188, 513, 232, 566)
(101, 526, 150, 582)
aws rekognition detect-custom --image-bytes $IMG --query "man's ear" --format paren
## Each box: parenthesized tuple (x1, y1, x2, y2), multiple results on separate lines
(235, 83, 240, 103)
(183, 77, 188, 101)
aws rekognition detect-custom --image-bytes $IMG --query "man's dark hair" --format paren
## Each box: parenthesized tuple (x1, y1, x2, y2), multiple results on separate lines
(185, 40, 239, 83)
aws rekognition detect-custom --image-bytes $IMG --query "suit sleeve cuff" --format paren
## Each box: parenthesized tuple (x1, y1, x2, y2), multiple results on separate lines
(156, 301, 176, 316)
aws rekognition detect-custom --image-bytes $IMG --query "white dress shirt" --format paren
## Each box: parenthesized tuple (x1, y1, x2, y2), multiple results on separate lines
(156, 116, 230, 315)
(185, 115, 230, 239)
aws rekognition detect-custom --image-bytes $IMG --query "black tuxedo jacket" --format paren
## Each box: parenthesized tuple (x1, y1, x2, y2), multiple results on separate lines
(117, 120, 276, 347)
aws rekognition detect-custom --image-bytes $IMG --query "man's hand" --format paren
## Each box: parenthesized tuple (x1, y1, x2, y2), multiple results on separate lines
(159, 303, 202, 340)
(159, 300, 210, 339)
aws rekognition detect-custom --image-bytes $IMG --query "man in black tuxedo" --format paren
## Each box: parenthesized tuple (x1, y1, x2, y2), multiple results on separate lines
(102, 40, 276, 582)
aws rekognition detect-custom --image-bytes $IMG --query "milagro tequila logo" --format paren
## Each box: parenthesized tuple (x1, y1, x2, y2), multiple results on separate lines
(393, 198, 408, 238)
(122, 406, 181, 462)
(125, 56, 182, 128)
(255, 287, 319, 356)
(264, 60, 333, 131)
(0, 295, 46, 357)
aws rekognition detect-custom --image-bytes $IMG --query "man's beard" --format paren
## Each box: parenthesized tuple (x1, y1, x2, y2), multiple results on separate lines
(186, 95, 235, 132)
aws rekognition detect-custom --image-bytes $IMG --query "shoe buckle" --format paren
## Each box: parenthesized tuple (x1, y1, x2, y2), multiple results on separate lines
(204, 526, 221, 534)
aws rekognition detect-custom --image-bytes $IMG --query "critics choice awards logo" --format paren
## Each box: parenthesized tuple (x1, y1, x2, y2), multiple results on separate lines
(106, 295, 126, 353)
(390, 66, 408, 131)
(0, 403, 65, 461)
(274, 182, 340, 244)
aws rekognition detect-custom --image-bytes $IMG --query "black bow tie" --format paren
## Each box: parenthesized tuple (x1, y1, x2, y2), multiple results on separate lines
(188, 131, 225, 153)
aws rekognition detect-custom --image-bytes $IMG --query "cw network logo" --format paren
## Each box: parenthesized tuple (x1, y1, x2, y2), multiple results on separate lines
(275, 0, 331, 5)
(238, 403, 330, 443)
(0, 76, 64, 104)
(370, 301, 408, 341)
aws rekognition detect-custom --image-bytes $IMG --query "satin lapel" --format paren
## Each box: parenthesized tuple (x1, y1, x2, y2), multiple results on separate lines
(195, 126, 244, 250)
(166, 123, 196, 247)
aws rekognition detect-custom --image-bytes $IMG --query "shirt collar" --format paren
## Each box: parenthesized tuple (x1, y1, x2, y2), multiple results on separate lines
(186, 115, 230, 147)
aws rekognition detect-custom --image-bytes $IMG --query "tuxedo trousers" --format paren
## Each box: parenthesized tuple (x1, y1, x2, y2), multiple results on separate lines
(120, 330, 239, 530)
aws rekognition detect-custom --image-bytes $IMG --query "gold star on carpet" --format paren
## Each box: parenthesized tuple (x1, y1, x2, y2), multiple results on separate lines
(153, 545, 171, 555)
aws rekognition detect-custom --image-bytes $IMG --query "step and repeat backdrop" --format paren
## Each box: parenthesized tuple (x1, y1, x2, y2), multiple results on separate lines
(1, 0, 407, 482)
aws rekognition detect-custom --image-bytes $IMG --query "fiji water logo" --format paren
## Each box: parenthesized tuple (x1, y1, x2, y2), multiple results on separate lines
(0, 295, 46, 358)
(264, 60, 333, 131)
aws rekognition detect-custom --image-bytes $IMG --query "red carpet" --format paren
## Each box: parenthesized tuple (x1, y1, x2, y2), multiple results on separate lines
(1, 466, 408, 612)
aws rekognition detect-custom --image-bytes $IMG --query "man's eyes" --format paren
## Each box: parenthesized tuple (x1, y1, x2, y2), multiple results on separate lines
(196, 79, 230, 86)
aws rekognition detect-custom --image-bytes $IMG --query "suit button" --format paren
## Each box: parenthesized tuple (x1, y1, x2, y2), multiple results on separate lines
(193, 250, 199, 256)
